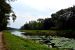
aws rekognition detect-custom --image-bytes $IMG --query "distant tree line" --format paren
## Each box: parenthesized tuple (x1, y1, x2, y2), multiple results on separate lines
(21, 6, 75, 30)
(21, 18, 54, 30)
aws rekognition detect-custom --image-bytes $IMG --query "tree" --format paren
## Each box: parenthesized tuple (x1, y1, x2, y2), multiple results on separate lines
(0, 0, 16, 31)
(51, 6, 75, 29)
(43, 18, 54, 29)
(20, 18, 54, 30)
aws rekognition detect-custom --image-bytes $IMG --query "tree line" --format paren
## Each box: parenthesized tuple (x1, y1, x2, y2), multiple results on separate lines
(21, 6, 75, 30)
(20, 18, 54, 30)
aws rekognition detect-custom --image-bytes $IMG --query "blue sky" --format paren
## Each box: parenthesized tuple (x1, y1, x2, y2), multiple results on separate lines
(7, 0, 75, 29)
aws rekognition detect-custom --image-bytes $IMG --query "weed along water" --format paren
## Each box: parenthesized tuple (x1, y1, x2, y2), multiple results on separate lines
(11, 30, 75, 49)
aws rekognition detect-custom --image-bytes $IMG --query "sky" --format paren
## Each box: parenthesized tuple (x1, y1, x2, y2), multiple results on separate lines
(7, 0, 75, 29)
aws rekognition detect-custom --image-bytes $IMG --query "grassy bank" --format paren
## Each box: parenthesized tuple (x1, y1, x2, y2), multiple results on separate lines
(21, 30, 75, 38)
(3, 31, 73, 50)
(3, 31, 57, 50)
(21, 30, 56, 36)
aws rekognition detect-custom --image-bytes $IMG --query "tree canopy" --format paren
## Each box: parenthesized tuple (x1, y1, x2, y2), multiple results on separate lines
(51, 6, 75, 29)
(0, 0, 16, 31)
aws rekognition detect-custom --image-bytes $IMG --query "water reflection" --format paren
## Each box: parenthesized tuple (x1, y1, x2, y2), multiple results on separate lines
(11, 31, 24, 36)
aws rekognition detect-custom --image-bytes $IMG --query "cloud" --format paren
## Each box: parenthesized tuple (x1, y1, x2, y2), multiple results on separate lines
(13, 0, 75, 10)
(8, 0, 75, 28)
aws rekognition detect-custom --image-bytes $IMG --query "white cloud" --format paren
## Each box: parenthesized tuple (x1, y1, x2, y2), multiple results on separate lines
(8, 0, 75, 28)
(13, 0, 75, 11)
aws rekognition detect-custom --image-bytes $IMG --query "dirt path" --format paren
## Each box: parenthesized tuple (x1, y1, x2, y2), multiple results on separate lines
(0, 32, 6, 50)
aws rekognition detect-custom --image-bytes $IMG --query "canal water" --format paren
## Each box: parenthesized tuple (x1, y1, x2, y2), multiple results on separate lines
(11, 30, 75, 49)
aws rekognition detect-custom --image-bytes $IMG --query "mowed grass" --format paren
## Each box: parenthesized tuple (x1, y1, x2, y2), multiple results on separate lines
(3, 31, 59, 50)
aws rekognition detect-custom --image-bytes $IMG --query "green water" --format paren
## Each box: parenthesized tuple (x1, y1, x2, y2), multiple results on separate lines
(51, 37, 75, 49)
(11, 31, 75, 50)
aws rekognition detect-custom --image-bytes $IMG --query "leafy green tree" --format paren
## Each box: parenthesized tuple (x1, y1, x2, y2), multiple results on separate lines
(20, 18, 54, 30)
(0, 0, 16, 31)
(43, 18, 54, 29)
(51, 6, 75, 29)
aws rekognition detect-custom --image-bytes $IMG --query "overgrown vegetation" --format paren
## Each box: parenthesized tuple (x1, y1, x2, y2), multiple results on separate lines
(3, 31, 53, 50)
(21, 30, 75, 38)
(4, 31, 73, 50)
(21, 30, 56, 36)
